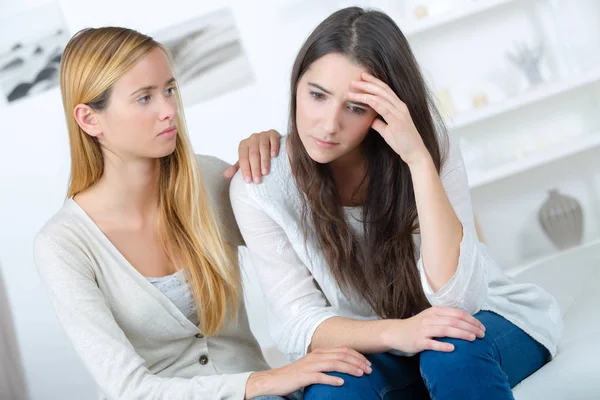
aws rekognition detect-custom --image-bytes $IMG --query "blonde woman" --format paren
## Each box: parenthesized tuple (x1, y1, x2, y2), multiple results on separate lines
(33, 27, 372, 400)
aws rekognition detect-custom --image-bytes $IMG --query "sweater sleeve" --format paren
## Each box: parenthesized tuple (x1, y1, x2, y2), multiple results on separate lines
(230, 174, 338, 361)
(416, 134, 489, 314)
(33, 233, 251, 400)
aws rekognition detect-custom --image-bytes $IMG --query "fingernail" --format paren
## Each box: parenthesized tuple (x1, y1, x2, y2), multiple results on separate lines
(367, 360, 372, 367)
(470, 334, 476, 341)
(262, 168, 268, 175)
(271, 151, 277, 157)
(366, 366, 372, 374)
(254, 177, 261, 184)
(357, 369, 364, 376)
(480, 331, 485, 338)
(244, 176, 252, 183)
(337, 378, 344, 385)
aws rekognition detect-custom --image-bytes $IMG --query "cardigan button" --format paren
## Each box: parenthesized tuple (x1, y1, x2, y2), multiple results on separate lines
(199, 355, 209, 365)
(195, 333, 204, 339)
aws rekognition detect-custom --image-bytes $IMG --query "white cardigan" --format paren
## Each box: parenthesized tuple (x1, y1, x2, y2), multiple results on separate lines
(33, 155, 269, 400)
(230, 135, 563, 362)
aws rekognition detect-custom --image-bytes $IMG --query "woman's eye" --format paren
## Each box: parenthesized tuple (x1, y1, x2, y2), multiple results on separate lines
(349, 105, 365, 115)
(165, 87, 177, 96)
(310, 91, 325, 101)
(138, 95, 151, 104)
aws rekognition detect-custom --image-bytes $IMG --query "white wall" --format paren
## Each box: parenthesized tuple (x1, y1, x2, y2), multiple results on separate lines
(1, 0, 599, 399)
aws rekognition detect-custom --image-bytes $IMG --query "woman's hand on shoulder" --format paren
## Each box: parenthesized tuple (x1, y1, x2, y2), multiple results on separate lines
(223, 129, 282, 183)
(244, 346, 371, 398)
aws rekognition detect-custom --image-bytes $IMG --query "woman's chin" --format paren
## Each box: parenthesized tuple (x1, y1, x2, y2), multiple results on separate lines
(151, 143, 177, 159)
(306, 148, 338, 164)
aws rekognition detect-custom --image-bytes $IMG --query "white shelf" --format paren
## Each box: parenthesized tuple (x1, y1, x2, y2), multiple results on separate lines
(402, 0, 519, 37)
(504, 237, 600, 279)
(468, 133, 600, 189)
(450, 68, 600, 130)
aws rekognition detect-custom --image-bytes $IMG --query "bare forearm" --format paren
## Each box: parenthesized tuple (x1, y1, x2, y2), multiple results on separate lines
(309, 316, 398, 353)
(409, 154, 462, 292)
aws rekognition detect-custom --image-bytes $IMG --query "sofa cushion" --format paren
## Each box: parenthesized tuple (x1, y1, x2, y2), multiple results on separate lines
(512, 242, 600, 399)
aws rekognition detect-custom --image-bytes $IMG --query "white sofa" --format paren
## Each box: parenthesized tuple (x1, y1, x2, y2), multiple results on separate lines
(511, 241, 600, 399)
(251, 241, 600, 399)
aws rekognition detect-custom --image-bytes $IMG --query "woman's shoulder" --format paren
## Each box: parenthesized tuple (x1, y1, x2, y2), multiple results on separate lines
(195, 154, 238, 209)
(34, 200, 96, 271)
(36, 200, 87, 245)
(195, 154, 231, 191)
(230, 136, 296, 202)
(195, 154, 244, 246)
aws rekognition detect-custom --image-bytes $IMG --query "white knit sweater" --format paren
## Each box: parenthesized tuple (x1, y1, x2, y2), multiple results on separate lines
(230, 135, 563, 362)
(34, 155, 269, 400)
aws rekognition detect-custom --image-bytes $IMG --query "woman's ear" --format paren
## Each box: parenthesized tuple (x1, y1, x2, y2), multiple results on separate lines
(73, 104, 102, 137)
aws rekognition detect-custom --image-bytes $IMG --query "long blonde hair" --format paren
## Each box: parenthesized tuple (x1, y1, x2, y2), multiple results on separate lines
(60, 27, 240, 335)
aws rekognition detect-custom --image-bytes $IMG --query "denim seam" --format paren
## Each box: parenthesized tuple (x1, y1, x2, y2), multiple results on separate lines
(419, 364, 437, 400)
(491, 324, 519, 366)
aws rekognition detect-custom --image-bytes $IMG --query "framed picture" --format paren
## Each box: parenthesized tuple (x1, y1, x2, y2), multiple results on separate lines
(0, 1, 70, 104)
(153, 8, 254, 106)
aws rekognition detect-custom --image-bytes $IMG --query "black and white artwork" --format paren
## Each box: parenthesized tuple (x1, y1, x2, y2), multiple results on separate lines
(0, 2, 70, 104)
(154, 8, 254, 106)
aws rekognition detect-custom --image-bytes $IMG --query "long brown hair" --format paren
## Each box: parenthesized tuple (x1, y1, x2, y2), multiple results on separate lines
(288, 7, 448, 319)
(60, 27, 240, 335)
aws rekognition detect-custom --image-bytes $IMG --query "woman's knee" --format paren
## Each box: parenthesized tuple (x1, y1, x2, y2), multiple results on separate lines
(420, 335, 496, 376)
(303, 371, 373, 400)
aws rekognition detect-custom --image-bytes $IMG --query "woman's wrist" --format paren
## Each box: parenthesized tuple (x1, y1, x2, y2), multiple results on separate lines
(378, 319, 405, 351)
(245, 370, 273, 399)
(407, 148, 434, 171)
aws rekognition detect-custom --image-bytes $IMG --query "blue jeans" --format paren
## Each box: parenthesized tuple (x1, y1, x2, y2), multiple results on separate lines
(252, 398, 291, 400)
(252, 391, 303, 400)
(252, 397, 287, 400)
(304, 311, 550, 399)
(252, 397, 285, 400)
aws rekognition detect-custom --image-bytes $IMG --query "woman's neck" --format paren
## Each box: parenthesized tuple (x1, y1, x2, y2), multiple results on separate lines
(76, 154, 161, 229)
(330, 146, 368, 207)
